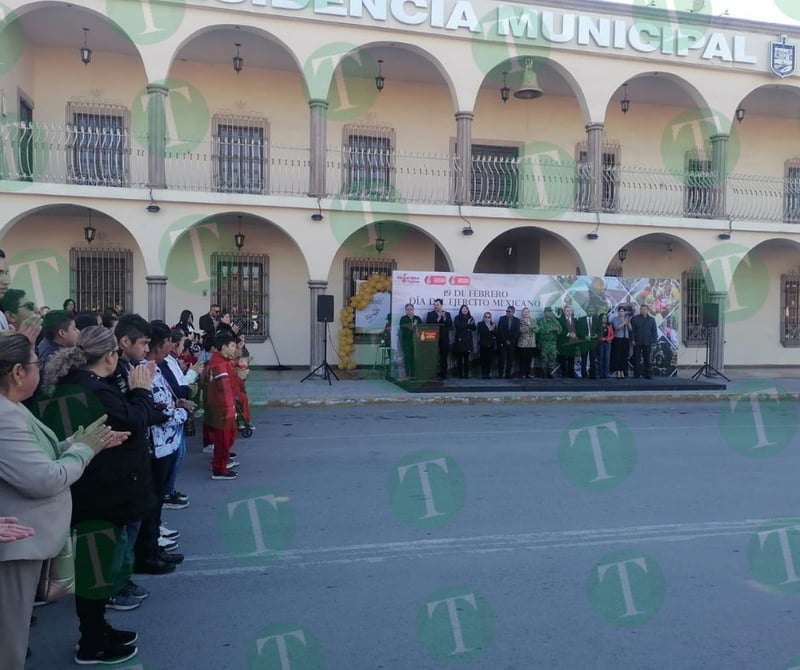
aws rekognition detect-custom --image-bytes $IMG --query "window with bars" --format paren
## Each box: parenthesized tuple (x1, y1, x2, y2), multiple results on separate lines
(681, 268, 708, 346)
(343, 127, 394, 200)
(213, 116, 267, 194)
(685, 155, 715, 218)
(344, 257, 396, 341)
(211, 252, 269, 342)
(784, 162, 800, 223)
(70, 248, 132, 312)
(67, 102, 128, 187)
(781, 274, 800, 347)
(471, 144, 519, 207)
(576, 144, 620, 212)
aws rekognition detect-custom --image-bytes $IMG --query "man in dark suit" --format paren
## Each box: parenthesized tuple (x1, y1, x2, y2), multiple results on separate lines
(557, 304, 588, 378)
(496, 305, 520, 378)
(630, 302, 659, 379)
(198, 304, 220, 336)
(425, 299, 452, 380)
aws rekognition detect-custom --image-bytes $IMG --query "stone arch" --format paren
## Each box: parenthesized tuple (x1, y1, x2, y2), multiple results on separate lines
(477, 225, 586, 275)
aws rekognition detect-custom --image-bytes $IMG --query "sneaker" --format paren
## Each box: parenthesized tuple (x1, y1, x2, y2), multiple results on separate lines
(105, 591, 141, 612)
(227, 459, 240, 469)
(123, 580, 149, 600)
(163, 493, 189, 510)
(74, 623, 138, 652)
(229, 452, 237, 458)
(202, 444, 214, 454)
(211, 470, 238, 480)
(159, 524, 180, 540)
(157, 536, 179, 551)
(75, 641, 138, 665)
(172, 491, 189, 503)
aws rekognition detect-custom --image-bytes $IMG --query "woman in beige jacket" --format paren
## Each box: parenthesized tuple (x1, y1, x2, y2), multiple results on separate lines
(0, 331, 127, 669)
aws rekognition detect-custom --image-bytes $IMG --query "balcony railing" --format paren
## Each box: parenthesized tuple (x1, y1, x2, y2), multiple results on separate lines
(1, 121, 799, 225)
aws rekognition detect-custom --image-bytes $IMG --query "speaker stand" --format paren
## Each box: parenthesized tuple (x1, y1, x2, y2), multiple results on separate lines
(691, 328, 730, 382)
(301, 321, 339, 385)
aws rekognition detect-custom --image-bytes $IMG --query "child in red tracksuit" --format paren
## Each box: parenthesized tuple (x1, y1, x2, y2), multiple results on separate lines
(203, 331, 239, 480)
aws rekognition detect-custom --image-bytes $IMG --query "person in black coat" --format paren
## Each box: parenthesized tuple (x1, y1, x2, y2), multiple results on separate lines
(197, 304, 220, 336)
(477, 312, 497, 379)
(34, 325, 161, 662)
(496, 305, 520, 378)
(425, 299, 452, 380)
(630, 303, 659, 379)
(452, 305, 476, 378)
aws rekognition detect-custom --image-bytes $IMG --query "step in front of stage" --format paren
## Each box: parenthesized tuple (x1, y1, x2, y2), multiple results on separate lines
(392, 375, 727, 394)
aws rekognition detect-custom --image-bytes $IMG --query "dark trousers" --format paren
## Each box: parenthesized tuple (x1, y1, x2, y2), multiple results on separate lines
(498, 344, 516, 377)
(518, 347, 534, 377)
(454, 352, 470, 378)
(479, 347, 494, 377)
(134, 452, 176, 564)
(437, 344, 449, 379)
(633, 344, 653, 378)
(401, 338, 415, 377)
(559, 355, 576, 377)
(587, 344, 599, 378)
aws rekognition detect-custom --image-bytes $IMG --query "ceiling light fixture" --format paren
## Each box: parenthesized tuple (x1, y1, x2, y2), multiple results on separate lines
(500, 71, 510, 104)
(375, 59, 385, 92)
(80, 28, 92, 66)
(146, 189, 160, 213)
(84, 209, 96, 245)
(375, 223, 385, 253)
(232, 43, 244, 75)
(234, 215, 245, 249)
(617, 247, 628, 263)
(620, 82, 631, 114)
(735, 106, 745, 123)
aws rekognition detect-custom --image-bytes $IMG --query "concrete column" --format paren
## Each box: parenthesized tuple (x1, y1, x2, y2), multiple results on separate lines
(145, 83, 168, 189)
(586, 122, 604, 212)
(308, 279, 328, 369)
(710, 133, 728, 218)
(707, 291, 726, 373)
(146, 275, 167, 321)
(454, 111, 473, 204)
(309, 99, 328, 198)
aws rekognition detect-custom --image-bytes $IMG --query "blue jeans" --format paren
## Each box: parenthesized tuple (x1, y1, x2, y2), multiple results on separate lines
(165, 431, 187, 496)
(599, 342, 611, 378)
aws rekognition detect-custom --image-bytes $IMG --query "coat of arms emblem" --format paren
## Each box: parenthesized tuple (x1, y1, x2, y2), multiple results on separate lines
(770, 35, 797, 79)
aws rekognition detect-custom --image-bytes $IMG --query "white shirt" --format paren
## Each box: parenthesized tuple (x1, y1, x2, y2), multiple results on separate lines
(0, 311, 8, 330)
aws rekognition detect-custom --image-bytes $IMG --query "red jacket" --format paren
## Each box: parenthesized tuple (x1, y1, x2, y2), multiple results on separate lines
(202, 351, 236, 429)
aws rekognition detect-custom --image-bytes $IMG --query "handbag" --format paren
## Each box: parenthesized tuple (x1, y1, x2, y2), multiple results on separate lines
(35, 534, 75, 604)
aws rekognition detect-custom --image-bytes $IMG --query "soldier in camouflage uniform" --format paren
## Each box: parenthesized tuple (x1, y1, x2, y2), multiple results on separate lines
(537, 307, 563, 379)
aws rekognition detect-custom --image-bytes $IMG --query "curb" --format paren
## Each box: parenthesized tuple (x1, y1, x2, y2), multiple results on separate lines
(254, 390, 800, 408)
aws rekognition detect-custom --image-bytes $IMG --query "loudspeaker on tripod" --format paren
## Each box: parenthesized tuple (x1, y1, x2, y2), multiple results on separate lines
(317, 295, 334, 323)
(702, 302, 719, 328)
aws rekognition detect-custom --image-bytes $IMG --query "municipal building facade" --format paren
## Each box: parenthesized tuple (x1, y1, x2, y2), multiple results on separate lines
(1, 0, 799, 369)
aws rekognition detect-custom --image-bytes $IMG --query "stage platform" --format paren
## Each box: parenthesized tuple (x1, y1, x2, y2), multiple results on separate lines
(392, 375, 727, 394)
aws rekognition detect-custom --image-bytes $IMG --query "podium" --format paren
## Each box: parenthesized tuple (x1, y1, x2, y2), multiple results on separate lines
(414, 324, 440, 381)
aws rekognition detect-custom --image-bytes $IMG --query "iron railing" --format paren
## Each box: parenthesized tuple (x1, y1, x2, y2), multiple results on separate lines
(2, 121, 800, 225)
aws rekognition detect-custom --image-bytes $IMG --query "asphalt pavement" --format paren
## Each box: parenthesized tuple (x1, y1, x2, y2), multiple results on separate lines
(26, 392, 800, 670)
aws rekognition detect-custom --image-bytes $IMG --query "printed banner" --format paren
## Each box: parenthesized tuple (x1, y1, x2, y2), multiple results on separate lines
(390, 271, 681, 377)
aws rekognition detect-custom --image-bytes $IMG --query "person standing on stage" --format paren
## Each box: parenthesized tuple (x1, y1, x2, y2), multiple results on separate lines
(630, 302, 659, 379)
(496, 305, 520, 379)
(398, 303, 422, 380)
(425, 299, 452, 380)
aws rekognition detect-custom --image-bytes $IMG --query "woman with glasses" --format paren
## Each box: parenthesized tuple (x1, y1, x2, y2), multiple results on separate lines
(0, 331, 123, 669)
(477, 312, 497, 379)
